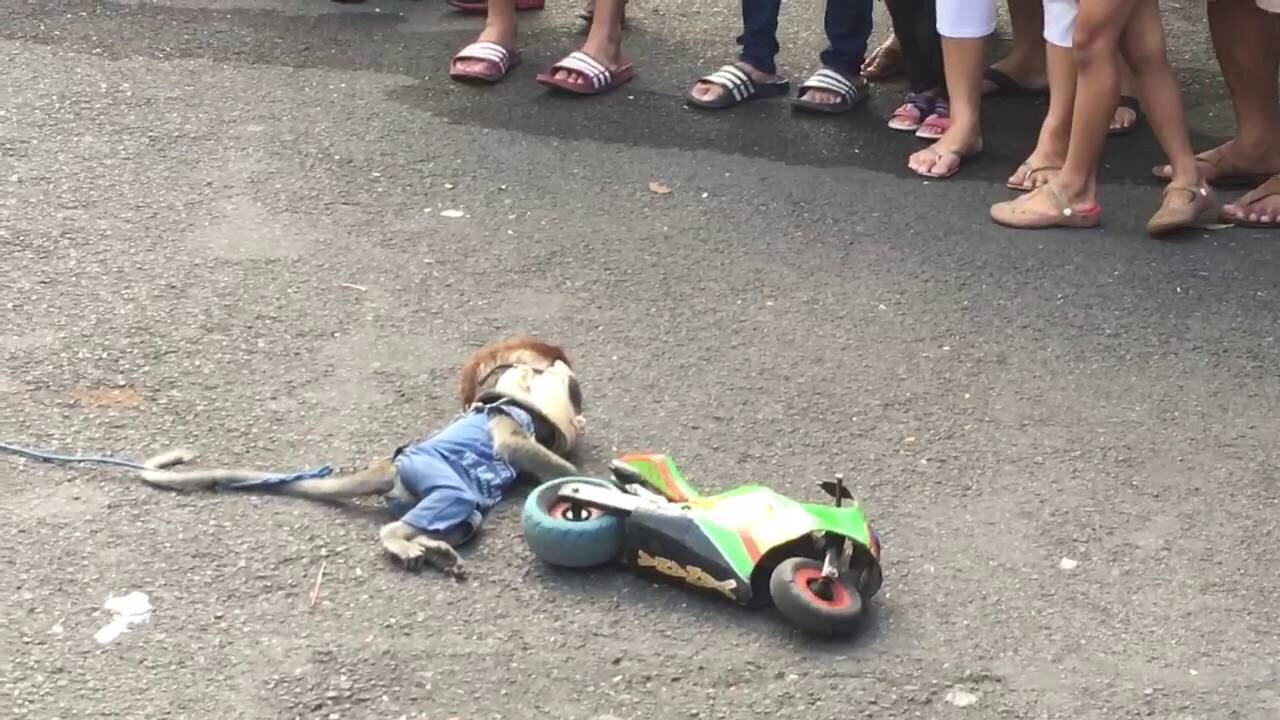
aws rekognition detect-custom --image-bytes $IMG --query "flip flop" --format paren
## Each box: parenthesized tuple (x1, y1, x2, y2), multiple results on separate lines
(791, 68, 868, 115)
(1006, 162, 1061, 191)
(990, 184, 1102, 229)
(910, 144, 979, 179)
(888, 92, 936, 132)
(914, 98, 950, 140)
(686, 64, 790, 110)
(982, 67, 1047, 98)
(536, 50, 634, 95)
(1220, 175, 1280, 228)
(449, 41, 521, 84)
(1108, 95, 1144, 137)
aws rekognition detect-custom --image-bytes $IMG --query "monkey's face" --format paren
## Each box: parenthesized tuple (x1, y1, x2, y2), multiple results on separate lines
(493, 360, 585, 452)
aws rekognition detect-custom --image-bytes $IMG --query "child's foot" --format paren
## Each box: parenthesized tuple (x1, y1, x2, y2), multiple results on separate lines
(888, 92, 935, 132)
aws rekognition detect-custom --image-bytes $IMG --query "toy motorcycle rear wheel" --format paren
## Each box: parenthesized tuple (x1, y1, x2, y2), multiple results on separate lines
(522, 477, 625, 568)
(768, 556, 864, 636)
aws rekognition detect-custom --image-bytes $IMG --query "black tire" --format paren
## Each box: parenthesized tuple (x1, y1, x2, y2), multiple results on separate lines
(768, 556, 864, 637)
(522, 477, 626, 568)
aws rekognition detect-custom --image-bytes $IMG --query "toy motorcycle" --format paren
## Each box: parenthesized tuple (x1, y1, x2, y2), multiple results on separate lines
(520, 453, 883, 637)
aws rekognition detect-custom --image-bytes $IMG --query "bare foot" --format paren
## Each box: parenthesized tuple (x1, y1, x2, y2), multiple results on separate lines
(1110, 104, 1137, 133)
(1221, 176, 1280, 226)
(1152, 139, 1280, 185)
(862, 34, 902, 80)
(909, 123, 982, 179)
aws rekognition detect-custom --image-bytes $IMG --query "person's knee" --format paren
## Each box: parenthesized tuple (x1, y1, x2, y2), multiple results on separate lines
(1069, 20, 1113, 68)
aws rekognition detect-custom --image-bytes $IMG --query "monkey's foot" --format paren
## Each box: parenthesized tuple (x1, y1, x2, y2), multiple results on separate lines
(412, 536, 468, 581)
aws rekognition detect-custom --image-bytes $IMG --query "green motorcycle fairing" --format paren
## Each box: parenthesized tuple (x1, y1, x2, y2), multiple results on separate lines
(614, 453, 882, 602)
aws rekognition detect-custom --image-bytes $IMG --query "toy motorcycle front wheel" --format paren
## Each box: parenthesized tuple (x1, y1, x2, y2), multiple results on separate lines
(768, 556, 864, 636)
(522, 477, 625, 568)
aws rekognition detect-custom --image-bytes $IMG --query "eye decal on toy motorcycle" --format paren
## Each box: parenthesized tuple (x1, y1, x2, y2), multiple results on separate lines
(636, 549, 738, 600)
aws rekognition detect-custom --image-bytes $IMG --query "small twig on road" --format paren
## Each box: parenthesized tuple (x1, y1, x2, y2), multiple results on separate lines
(339, 282, 368, 293)
(308, 560, 326, 610)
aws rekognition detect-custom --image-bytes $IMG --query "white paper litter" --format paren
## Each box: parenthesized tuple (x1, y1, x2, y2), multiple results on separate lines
(93, 591, 153, 644)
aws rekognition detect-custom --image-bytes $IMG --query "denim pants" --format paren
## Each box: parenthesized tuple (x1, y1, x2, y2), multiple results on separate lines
(736, 0, 874, 77)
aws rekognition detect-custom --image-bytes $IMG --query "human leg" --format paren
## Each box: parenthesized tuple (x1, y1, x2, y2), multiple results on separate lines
(990, 0, 1136, 227)
(687, 0, 790, 108)
(907, 0, 993, 178)
(538, 0, 633, 95)
(1006, 0, 1076, 190)
(1214, 0, 1280, 224)
(885, 0, 945, 130)
(792, 0, 874, 111)
(982, 0, 1048, 95)
(450, 0, 521, 82)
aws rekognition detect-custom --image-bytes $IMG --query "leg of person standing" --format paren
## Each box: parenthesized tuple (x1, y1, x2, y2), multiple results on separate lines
(685, 0, 793, 108)
(1005, 0, 1078, 191)
(884, 0, 947, 136)
(1214, 0, 1280, 226)
(792, 0, 875, 112)
(991, 0, 1216, 236)
(907, 0, 994, 178)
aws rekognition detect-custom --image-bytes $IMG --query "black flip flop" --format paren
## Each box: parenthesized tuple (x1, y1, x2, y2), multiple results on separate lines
(982, 67, 1047, 97)
(1108, 95, 1145, 137)
(686, 64, 790, 110)
(790, 68, 868, 115)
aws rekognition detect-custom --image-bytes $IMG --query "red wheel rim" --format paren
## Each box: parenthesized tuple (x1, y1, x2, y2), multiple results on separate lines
(549, 500, 598, 522)
(793, 566, 853, 609)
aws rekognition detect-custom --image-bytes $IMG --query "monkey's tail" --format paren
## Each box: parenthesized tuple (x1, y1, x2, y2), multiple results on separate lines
(0, 441, 333, 491)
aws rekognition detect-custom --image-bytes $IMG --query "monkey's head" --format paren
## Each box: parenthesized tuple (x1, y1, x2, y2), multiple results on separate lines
(484, 360, 585, 456)
(458, 336, 573, 408)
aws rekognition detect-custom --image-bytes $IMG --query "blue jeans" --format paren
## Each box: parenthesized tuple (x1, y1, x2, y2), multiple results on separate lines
(736, 0, 874, 77)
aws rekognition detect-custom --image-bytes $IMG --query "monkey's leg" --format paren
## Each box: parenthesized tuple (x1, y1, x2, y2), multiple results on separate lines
(272, 459, 398, 500)
(379, 521, 466, 579)
(489, 414, 578, 480)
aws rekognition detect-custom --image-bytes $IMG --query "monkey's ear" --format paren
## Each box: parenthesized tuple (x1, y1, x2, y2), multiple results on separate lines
(572, 415, 587, 434)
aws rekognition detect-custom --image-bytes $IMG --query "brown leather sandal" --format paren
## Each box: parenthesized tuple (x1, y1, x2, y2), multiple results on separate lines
(1146, 183, 1219, 238)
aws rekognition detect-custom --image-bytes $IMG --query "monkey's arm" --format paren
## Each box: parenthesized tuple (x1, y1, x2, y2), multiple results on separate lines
(489, 414, 578, 480)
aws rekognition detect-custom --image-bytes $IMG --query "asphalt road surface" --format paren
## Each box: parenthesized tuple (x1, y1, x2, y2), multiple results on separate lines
(2, 1, 1278, 719)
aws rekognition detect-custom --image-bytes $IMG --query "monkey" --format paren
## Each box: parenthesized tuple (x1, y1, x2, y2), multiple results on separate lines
(133, 338, 587, 581)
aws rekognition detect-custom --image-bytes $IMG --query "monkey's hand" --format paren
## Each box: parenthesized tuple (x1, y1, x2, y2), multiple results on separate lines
(490, 414, 579, 480)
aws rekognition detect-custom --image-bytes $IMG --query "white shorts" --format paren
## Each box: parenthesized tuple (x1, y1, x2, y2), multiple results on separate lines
(1042, 0, 1078, 48)
(936, 0, 996, 38)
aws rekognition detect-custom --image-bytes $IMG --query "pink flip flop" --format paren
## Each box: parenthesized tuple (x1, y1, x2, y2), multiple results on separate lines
(536, 50, 634, 95)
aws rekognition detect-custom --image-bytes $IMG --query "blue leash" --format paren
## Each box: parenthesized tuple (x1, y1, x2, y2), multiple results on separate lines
(0, 442, 334, 489)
